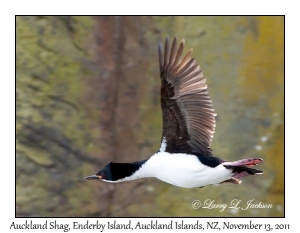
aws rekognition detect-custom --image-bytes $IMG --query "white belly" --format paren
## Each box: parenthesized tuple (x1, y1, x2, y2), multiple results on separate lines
(146, 152, 233, 188)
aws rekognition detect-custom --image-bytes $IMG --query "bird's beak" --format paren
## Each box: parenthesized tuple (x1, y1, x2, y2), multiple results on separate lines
(84, 175, 102, 180)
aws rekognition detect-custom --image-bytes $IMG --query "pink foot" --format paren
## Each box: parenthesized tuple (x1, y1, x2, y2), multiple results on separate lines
(223, 158, 263, 167)
(233, 171, 249, 179)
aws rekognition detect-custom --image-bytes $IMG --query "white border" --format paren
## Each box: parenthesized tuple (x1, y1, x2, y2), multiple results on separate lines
(2, 0, 298, 232)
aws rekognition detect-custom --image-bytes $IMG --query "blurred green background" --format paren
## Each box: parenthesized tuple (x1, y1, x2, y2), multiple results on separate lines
(16, 16, 284, 217)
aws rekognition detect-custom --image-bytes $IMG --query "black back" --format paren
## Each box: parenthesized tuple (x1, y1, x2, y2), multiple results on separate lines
(195, 154, 225, 168)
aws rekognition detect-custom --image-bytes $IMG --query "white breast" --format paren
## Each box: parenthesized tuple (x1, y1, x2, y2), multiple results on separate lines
(145, 152, 233, 188)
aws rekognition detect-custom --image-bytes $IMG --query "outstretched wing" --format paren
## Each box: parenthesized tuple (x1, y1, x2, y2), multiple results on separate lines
(158, 36, 216, 155)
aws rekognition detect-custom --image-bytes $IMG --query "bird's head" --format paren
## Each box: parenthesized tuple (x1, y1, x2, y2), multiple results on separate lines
(84, 163, 112, 181)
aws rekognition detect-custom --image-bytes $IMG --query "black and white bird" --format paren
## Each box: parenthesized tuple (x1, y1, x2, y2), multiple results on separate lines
(85, 36, 263, 188)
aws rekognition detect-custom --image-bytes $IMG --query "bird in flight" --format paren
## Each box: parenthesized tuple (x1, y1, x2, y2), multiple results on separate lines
(85, 36, 263, 188)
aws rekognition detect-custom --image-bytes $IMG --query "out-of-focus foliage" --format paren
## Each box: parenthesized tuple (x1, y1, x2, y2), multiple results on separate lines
(16, 16, 284, 217)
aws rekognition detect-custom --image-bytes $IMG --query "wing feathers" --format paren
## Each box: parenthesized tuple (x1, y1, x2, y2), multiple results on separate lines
(159, 36, 217, 155)
(173, 39, 184, 66)
(169, 36, 177, 67)
(158, 43, 164, 74)
(164, 37, 170, 67)
(173, 48, 193, 74)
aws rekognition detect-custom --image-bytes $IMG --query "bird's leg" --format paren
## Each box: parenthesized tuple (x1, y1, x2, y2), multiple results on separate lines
(221, 171, 250, 185)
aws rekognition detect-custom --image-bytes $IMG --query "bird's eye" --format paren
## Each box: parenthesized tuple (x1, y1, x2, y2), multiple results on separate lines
(100, 172, 105, 179)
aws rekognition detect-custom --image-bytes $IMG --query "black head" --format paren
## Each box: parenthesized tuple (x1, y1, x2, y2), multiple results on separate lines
(84, 163, 113, 181)
(84, 159, 148, 182)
